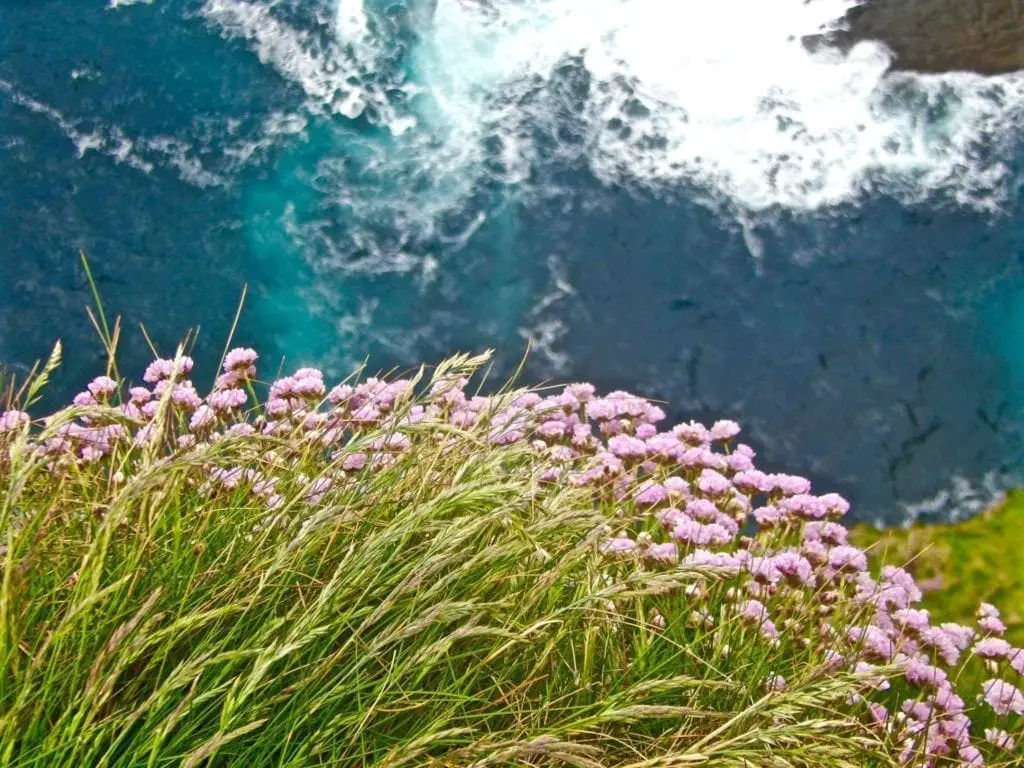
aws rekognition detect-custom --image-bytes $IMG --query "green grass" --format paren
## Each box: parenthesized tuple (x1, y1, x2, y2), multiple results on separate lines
(853, 492, 1024, 647)
(0, 354, 897, 768)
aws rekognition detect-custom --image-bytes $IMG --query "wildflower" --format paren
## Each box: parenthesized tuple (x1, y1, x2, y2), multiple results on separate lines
(709, 419, 740, 441)
(779, 493, 827, 520)
(764, 673, 787, 692)
(974, 637, 1013, 660)
(958, 744, 984, 767)
(87, 375, 117, 399)
(979, 603, 1001, 619)
(893, 608, 932, 635)
(73, 391, 97, 408)
(919, 626, 962, 667)
(1010, 647, 1024, 675)
(903, 657, 948, 689)
(696, 469, 730, 496)
(0, 410, 29, 434)
(979, 616, 1008, 636)
(634, 482, 667, 507)
(848, 627, 896, 662)
(144, 356, 192, 384)
(341, 453, 367, 471)
(223, 347, 258, 372)
(599, 536, 638, 556)
(984, 728, 1015, 751)
(803, 521, 848, 546)
(305, 477, 333, 505)
(671, 519, 732, 547)
(645, 542, 678, 564)
(607, 434, 646, 460)
(827, 546, 867, 573)
(866, 702, 889, 730)
(189, 405, 216, 432)
(208, 388, 247, 412)
(772, 473, 812, 496)
(672, 421, 710, 445)
(771, 551, 814, 586)
(979, 679, 1024, 716)
(854, 661, 891, 690)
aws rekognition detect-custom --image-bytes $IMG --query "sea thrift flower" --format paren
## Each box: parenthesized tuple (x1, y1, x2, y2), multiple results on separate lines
(87, 375, 117, 399)
(980, 679, 1024, 716)
(645, 542, 679, 565)
(764, 673, 787, 692)
(984, 728, 1015, 751)
(223, 347, 258, 372)
(634, 482, 668, 507)
(803, 521, 848, 546)
(208, 388, 248, 412)
(979, 616, 1008, 636)
(189, 405, 216, 432)
(903, 657, 948, 689)
(696, 469, 730, 496)
(771, 550, 814, 586)
(973, 637, 1013, 660)
(827, 546, 867, 573)
(979, 603, 1001, 619)
(0, 410, 29, 434)
(599, 536, 638, 556)
(709, 419, 740, 441)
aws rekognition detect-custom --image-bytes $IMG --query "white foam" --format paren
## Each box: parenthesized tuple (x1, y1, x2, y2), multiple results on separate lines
(202, 0, 1024, 218)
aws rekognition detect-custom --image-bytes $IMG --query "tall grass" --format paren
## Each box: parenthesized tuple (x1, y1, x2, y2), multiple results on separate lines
(0, 343, 1018, 766)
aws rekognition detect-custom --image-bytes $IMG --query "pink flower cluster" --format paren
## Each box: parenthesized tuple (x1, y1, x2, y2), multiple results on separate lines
(1, 351, 1021, 766)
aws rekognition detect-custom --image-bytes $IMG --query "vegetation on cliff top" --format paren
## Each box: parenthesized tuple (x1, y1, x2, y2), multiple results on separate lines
(853, 493, 1024, 648)
(0, 330, 1022, 766)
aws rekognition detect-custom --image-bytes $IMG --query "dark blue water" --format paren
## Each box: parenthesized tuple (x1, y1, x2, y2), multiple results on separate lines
(2, 0, 1024, 524)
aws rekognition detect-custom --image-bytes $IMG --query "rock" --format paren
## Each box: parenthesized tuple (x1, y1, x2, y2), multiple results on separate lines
(807, 0, 1024, 75)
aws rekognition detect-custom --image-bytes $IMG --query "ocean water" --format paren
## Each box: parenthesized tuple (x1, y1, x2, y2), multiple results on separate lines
(2, 0, 1024, 524)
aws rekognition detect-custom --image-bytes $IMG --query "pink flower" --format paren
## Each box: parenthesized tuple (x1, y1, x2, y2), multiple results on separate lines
(984, 728, 1015, 751)
(634, 482, 668, 507)
(803, 521, 848, 546)
(979, 603, 1001, 619)
(143, 356, 192, 384)
(709, 419, 741, 441)
(0, 410, 29, 434)
(893, 608, 932, 635)
(73, 391, 97, 408)
(771, 473, 812, 496)
(903, 657, 948, 689)
(764, 673, 787, 692)
(645, 542, 679, 564)
(980, 679, 1024, 716)
(223, 347, 258, 372)
(189, 405, 216, 432)
(87, 375, 118, 398)
(697, 469, 730, 496)
(752, 505, 787, 528)
(608, 434, 647, 459)
(208, 388, 248, 413)
(771, 551, 814, 586)
(979, 616, 1007, 636)
(129, 386, 152, 404)
(341, 452, 367, 471)
(599, 536, 638, 556)
(827, 546, 867, 573)
(974, 638, 1013, 660)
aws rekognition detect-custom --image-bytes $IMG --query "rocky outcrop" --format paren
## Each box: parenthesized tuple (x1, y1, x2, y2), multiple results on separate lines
(808, 0, 1024, 75)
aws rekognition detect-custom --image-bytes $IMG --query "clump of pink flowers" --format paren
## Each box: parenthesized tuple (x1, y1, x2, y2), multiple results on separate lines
(1, 348, 1021, 767)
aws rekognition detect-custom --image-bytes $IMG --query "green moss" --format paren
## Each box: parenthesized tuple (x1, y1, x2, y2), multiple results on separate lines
(852, 491, 1024, 645)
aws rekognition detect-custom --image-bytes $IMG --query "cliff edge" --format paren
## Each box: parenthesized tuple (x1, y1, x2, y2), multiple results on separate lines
(809, 0, 1024, 75)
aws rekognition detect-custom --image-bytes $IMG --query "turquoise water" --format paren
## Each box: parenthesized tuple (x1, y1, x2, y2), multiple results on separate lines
(2, 0, 1024, 523)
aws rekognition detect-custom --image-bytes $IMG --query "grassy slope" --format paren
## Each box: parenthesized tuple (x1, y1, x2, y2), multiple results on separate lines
(853, 491, 1024, 646)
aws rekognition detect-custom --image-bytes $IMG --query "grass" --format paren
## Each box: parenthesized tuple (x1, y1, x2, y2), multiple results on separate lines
(853, 492, 1024, 647)
(0, 341, 1020, 766)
